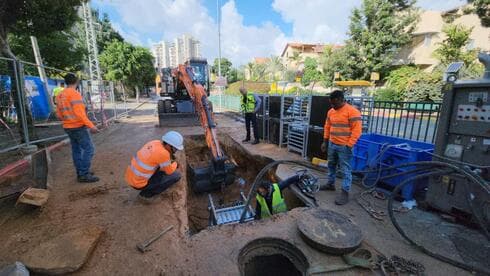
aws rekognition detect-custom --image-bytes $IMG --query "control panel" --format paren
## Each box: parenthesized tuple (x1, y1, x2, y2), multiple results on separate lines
(427, 54, 490, 223)
(456, 105, 490, 122)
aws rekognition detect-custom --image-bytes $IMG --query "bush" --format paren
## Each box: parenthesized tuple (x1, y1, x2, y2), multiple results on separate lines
(224, 81, 271, 95)
(385, 66, 443, 102)
(374, 88, 403, 101)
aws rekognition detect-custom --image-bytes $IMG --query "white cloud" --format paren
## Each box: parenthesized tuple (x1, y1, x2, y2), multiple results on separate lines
(94, 0, 465, 66)
(272, 0, 359, 44)
(220, 1, 286, 64)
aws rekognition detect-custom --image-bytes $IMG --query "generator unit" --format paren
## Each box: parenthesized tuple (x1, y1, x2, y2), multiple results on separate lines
(426, 53, 490, 224)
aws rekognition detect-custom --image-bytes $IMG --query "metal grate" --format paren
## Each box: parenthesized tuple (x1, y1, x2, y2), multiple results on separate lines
(208, 192, 255, 226)
(287, 122, 309, 158)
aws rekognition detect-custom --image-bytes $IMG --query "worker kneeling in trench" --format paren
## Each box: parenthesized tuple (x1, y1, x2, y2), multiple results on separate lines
(255, 175, 301, 220)
(125, 131, 184, 204)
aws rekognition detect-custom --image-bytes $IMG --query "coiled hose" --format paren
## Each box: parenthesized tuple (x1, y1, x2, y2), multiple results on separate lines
(240, 159, 490, 274)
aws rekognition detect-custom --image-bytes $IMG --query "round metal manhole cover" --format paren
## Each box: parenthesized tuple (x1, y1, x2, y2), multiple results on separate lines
(297, 208, 363, 255)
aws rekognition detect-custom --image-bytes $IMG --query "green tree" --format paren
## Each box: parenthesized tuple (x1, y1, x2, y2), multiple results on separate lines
(251, 63, 267, 81)
(434, 24, 477, 66)
(468, 0, 490, 27)
(0, 0, 82, 58)
(320, 45, 353, 86)
(0, 0, 81, 141)
(246, 62, 254, 80)
(301, 57, 324, 87)
(266, 56, 284, 81)
(385, 66, 443, 102)
(288, 51, 302, 68)
(96, 12, 124, 52)
(99, 40, 154, 95)
(343, 0, 418, 80)
(212, 58, 232, 77)
(8, 29, 86, 74)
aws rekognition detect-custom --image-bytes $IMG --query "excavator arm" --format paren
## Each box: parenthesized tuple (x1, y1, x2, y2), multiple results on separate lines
(174, 64, 235, 193)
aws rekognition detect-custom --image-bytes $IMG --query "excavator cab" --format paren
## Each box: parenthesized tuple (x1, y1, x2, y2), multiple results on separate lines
(185, 58, 210, 95)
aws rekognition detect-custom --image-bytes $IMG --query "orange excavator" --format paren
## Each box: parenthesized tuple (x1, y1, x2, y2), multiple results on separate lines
(156, 59, 235, 193)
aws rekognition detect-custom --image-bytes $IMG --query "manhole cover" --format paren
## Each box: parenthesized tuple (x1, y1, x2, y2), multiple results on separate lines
(297, 208, 363, 255)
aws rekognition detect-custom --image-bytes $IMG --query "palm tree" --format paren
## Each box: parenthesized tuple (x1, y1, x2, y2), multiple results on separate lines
(246, 62, 254, 80)
(288, 51, 302, 69)
(252, 63, 267, 81)
(266, 56, 285, 81)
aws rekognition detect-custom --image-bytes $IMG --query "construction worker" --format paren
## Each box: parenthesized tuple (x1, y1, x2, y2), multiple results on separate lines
(56, 73, 99, 183)
(52, 83, 65, 104)
(255, 175, 300, 220)
(321, 90, 362, 205)
(125, 131, 184, 203)
(240, 87, 261, 145)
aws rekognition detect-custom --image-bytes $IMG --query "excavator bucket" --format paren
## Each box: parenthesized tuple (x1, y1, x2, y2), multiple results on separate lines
(189, 157, 236, 193)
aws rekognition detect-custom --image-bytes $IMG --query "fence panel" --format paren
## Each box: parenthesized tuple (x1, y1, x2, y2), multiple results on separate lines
(0, 57, 23, 153)
(368, 101, 441, 144)
(0, 58, 120, 156)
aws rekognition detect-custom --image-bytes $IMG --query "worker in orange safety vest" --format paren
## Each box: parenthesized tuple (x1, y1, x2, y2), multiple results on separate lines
(56, 73, 100, 183)
(321, 90, 362, 205)
(125, 131, 184, 203)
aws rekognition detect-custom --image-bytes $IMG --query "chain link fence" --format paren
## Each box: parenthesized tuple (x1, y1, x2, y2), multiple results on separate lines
(0, 57, 128, 165)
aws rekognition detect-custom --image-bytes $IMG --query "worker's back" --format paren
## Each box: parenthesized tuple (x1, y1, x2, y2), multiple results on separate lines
(125, 140, 174, 189)
(56, 87, 94, 129)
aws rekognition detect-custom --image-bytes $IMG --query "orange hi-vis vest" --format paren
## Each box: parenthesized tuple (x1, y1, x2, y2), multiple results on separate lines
(125, 140, 178, 189)
(324, 103, 362, 148)
(55, 87, 94, 129)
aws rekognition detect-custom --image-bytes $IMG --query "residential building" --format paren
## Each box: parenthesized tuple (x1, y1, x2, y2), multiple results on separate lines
(151, 35, 201, 70)
(280, 43, 342, 70)
(395, 6, 490, 71)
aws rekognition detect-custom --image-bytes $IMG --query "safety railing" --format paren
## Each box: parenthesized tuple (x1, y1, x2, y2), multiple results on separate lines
(368, 101, 441, 144)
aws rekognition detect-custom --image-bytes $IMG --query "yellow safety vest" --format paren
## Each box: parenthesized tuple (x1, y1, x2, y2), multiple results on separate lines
(256, 183, 287, 219)
(241, 93, 256, 113)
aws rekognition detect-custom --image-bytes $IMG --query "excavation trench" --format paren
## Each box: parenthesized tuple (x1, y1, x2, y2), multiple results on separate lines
(183, 133, 305, 234)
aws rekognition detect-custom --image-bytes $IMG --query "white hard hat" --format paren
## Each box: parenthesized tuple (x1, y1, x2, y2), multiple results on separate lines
(162, 131, 184, 150)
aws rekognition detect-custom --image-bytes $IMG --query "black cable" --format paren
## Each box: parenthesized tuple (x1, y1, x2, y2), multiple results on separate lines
(239, 159, 327, 223)
(388, 169, 490, 274)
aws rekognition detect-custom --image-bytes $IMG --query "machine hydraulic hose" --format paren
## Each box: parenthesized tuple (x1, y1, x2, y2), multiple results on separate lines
(243, 159, 489, 274)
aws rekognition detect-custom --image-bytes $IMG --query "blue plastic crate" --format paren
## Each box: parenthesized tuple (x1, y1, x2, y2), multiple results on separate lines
(353, 134, 434, 200)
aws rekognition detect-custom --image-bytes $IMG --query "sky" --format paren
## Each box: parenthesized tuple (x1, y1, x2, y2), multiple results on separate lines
(92, 0, 466, 66)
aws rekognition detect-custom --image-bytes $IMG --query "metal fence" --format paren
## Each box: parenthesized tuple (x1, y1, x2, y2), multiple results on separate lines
(0, 57, 129, 156)
(209, 94, 441, 144)
(368, 101, 441, 144)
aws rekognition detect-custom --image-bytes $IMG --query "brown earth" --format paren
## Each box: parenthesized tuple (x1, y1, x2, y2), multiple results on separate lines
(0, 103, 472, 275)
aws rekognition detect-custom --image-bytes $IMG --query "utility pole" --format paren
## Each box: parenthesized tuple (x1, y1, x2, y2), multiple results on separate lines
(81, 1, 101, 81)
(81, 1, 104, 122)
(217, 0, 222, 77)
(30, 36, 53, 111)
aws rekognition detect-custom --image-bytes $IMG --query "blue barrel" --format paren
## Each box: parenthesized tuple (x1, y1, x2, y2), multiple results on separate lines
(24, 76, 51, 120)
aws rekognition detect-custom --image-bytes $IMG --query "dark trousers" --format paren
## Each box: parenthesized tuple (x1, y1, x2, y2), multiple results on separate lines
(139, 171, 181, 198)
(65, 126, 94, 177)
(245, 112, 259, 141)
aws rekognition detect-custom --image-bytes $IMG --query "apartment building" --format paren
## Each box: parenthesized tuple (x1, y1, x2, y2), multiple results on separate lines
(396, 6, 490, 71)
(280, 43, 342, 70)
(152, 35, 201, 69)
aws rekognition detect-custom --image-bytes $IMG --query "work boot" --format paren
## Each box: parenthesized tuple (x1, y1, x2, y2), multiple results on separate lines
(242, 138, 250, 143)
(251, 140, 259, 145)
(335, 189, 349, 205)
(321, 183, 336, 191)
(77, 174, 100, 183)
